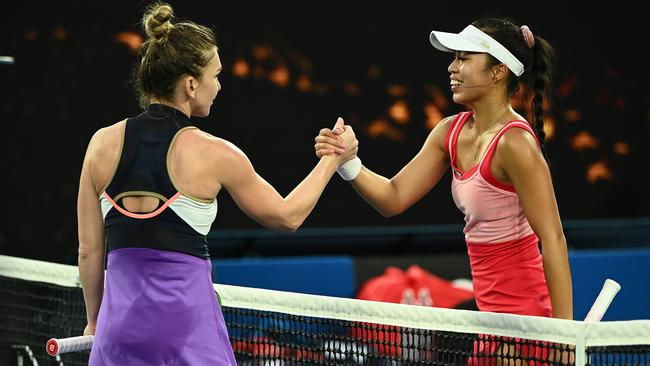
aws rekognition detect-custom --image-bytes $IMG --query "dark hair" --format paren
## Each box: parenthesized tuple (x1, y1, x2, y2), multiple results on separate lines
(472, 16, 555, 156)
(132, 2, 218, 109)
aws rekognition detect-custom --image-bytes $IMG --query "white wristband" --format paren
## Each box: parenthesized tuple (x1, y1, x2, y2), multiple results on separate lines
(336, 157, 362, 181)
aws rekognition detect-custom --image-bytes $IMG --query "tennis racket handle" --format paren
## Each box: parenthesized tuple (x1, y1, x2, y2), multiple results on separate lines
(46, 335, 94, 356)
(584, 279, 621, 322)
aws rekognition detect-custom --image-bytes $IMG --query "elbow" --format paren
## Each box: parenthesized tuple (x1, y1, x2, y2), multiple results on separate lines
(272, 222, 300, 233)
(539, 231, 568, 249)
(78, 241, 103, 260)
(376, 202, 403, 218)
(378, 210, 394, 218)
(278, 223, 300, 233)
(265, 212, 303, 233)
(280, 216, 303, 232)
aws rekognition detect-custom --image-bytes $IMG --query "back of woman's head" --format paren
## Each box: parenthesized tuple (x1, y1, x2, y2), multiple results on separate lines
(133, 2, 217, 109)
(472, 16, 555, 155)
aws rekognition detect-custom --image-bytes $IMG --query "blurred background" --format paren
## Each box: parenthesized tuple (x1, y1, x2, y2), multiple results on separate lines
(0, 1, 648, 320)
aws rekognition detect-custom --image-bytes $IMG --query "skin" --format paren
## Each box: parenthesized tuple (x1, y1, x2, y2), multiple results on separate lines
(315, 51, 573, 320)
(78, 46, 359, 335)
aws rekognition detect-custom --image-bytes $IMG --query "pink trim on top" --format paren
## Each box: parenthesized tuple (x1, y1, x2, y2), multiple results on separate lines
(447, 112, 474, 180)
(102, 191, 181, 219)
(444, 112, 468, 159)
(479, 121, 540, 192)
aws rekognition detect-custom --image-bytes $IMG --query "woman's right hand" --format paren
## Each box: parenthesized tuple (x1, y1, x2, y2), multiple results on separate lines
(314, 118, 357, 163)
(83, 323, 96, 336)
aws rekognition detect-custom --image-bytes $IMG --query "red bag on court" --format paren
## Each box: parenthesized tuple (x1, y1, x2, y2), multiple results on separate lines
(356, 265, 474, 308)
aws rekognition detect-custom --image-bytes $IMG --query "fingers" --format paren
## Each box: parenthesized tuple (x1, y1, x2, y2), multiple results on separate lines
(332, 116, 345, 133)
(315, 135, 345, 147)
(339, 124, 355, 137)
(314, 142, 345, 155)
(314, 119, 353, 159)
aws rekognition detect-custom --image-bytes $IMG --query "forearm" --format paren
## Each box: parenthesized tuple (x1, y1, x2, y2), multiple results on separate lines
(280, 155, 339, 231)
(350, 167, 402, 217)
(78, 248, 105, 325)
(542, 237, 574, 319)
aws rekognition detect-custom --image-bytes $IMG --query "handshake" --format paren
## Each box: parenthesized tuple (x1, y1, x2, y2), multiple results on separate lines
(314, 117, 362, 181)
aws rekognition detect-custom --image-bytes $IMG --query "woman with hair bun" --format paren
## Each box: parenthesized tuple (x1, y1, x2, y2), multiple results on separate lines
(77, 2, 357, 364)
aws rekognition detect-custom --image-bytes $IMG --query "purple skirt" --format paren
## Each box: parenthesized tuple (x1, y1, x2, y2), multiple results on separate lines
(89, 248, 236, 365)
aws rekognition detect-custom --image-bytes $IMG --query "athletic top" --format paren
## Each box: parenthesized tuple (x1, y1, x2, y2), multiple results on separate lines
(445, 111, 552, 316)
(99, 104, 217, 259)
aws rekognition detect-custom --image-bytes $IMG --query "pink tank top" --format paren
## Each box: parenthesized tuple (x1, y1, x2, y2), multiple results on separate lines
(446, 112, 552, 317)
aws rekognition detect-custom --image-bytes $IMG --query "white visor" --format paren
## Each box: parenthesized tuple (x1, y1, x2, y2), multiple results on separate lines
(429, 25, 525, 76)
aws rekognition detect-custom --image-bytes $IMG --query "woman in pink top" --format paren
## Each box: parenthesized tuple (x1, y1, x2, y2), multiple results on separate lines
(315, 16, 573, 320)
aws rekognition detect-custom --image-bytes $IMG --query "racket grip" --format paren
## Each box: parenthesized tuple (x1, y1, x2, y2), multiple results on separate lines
(46, 335, 94, 356)
(584, 279, 621, 322)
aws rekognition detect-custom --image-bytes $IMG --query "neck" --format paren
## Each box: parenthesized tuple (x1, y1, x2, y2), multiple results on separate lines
(151, 98, 191, 118)
(471, 101, 512, 134)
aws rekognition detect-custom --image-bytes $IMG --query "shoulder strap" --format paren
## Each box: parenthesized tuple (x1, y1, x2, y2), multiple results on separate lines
(479, 120, 540, 184)
(444, 112, 473, 162)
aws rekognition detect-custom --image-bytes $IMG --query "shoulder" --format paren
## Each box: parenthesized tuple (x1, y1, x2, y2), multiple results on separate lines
(496, 125, 543, 166)
(498, 125, 540, 152)
(428, 114, 458, 140)
(176, 128, 250, 166)
(436, 114, 460, 133)
(86, 119, 126, 155)
(424, 114, 461, 153)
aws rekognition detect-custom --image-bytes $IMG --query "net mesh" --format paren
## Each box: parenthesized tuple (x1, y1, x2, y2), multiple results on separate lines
(1, 254, 649, 366)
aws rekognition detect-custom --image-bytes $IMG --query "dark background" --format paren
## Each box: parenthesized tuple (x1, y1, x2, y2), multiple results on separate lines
(0, 1, 648, 264)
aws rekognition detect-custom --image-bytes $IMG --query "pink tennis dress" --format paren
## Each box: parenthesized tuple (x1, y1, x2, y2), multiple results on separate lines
(446, 111, 552, 317)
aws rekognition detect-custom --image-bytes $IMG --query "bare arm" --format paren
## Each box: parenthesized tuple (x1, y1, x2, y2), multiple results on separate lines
(219, 120, 358, 232)
(498, 129, 573, 319)
(315, 116, 453, 217)
(77, 130, 108, 335)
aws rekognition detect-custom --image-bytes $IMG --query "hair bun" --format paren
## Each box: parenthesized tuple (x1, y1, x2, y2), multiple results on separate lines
(143, 3, 174, 41)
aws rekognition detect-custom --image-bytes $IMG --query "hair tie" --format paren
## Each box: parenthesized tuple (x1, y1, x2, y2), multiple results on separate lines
(521, 25, 535, 48)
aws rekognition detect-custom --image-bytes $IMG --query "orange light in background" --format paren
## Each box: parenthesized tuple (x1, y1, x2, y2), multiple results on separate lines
(367, 65, 381, 80)
(25, 30, 38, 42)
(387, 85, 408, 98)
(563, 109, 581, 123)
(232, 59, 250, 78)
(296, 74, 313, 92)
(512, 84, 532, 111)
(251, 44, 272, 61)
(613, 142, 631, 155)
(425, 85, 449, 111)
(388, 100, 410, 125)
(52, 26, 68, 41)
(543, 117, 556, 140)
(586, 161, 613, 184)
(366, 119, 404, 141)
(571, 131, 599, 150)
(557, 75, 577, 98)
(424, 102, 444, 130)
(343, 81, 361, 97)
(269, 64, 290, 87)
(114, 31, 143, 54)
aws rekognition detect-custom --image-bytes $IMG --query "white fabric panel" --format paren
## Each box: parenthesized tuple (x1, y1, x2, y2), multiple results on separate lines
(169, 195, 218, 235)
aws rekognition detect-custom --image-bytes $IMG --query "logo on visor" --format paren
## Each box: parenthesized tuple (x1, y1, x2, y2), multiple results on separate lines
(480, 40, 491, 49)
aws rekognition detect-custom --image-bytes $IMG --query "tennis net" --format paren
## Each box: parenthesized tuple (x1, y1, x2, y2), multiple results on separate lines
(1, 254, 649, 365)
